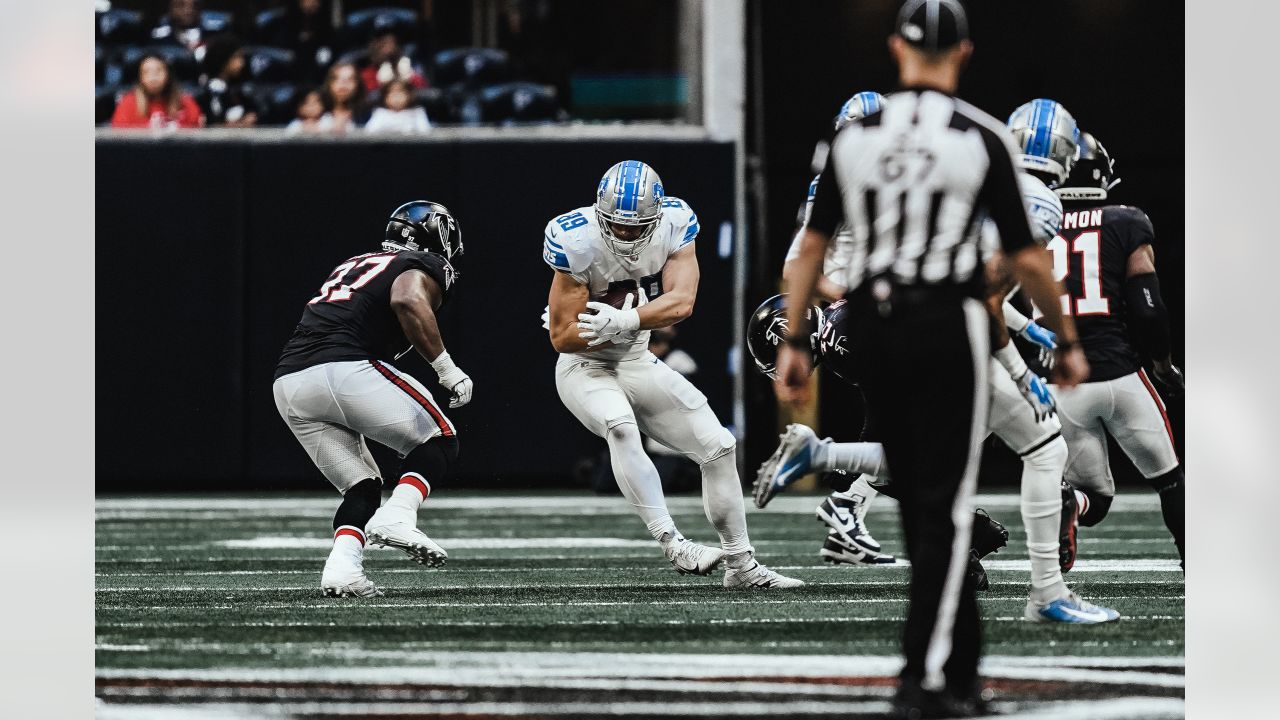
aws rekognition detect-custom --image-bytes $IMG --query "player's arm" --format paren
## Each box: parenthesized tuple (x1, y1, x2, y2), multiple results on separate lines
(783, 255, 847, 303)
(390, 269, 473, 407)
(1125, 244, 1180, 390)
(985, 277, 1057, 420)
(547, 270, 609, 353)
(636, 243, 699, 328)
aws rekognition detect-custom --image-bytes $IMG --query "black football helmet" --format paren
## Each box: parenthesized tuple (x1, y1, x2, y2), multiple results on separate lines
(1055, 131, 1119, 202)
(383, 201, 463, 261)
(746, 294, 824, 380)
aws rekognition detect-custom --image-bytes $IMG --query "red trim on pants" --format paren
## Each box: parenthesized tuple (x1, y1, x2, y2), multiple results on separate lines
(369, 360, 454, 437)
(1137, 369, 1177, 449)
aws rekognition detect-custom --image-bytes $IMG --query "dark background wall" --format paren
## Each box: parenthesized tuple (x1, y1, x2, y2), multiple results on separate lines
(97, 136, 735, 490)
(743, 0, 1185, 487)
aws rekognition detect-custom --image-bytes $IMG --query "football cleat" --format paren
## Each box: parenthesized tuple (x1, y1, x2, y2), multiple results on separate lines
(970, 508, 1009, 559)
(724, 559, 805, 589)
(1060, 480, 1080, 572)
(1024, 592, 1121, 624)
(967, 549, 990, 592)
(320, 565, 383, 598)
(664, 536, 726, 576)
(366, 522, 448, 568)
(821, 530, 896, 566)
(816, 492, 886, 556)
(753, 423, 824, 508)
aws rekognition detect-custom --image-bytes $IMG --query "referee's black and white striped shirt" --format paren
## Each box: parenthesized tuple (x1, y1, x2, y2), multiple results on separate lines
(806, 87, 1035, 297)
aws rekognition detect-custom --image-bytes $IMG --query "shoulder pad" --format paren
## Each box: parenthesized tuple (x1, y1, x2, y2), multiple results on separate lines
(1017, 173, 1063, 244)
(662, 196, 699, 251)
(543, 211, 595, 274)
(1106, 205, 1154, 232)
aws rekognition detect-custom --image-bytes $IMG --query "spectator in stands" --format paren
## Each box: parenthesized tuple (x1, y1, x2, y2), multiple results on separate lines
(360, 29, 428, 93)
(320, 61, 368, 133)
(285, 89, 329, 135)
(152, 0, 206, 51)
(198, 35, 258, 128)
(110, 53, 205, 129)
(268, 0, 337, 85)
(364, 79, 431, 135)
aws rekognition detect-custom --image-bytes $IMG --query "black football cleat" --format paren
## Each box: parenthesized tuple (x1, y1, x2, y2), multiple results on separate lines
(1059, 480, 1080, 572)
(967, 549, 989, 592)
(970, 508, 1009, 559)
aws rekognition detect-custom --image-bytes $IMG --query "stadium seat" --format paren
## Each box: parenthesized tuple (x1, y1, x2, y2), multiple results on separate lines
(481, 82, 563, 123)
(96, 45, 106, 85)
(240, 46, 298, 83)
(243, 83, 304, 126)
(253, 6, 289, 43)
(431, 48, 509, 91)
(414, 87, 451, 124)
(342, 7, 418, 47)
(116, 45, 200, 85)
(96, 8, 147, 46)
(150, 10, 235, 42)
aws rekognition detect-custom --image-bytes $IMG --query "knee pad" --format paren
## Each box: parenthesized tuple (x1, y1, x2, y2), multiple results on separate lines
(1022, 434, 1068, 471)
(334, 477, 382, 532)
(697, 428, 737, 466)
(399, 436, 460, 496)
(1077, 489, 1113, 527)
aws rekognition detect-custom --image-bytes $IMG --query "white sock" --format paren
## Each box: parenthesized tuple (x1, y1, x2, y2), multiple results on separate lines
(1021, 437, 1070, 602)
(837, 475, 880, 521)
(700, 451, 753, 557)
(819, 442, 891, 479)
(325, 527, 366, 575)
(606, 422, 678, 541)
(370, 473, 428, 527)
(1074, 489, 1090, 517)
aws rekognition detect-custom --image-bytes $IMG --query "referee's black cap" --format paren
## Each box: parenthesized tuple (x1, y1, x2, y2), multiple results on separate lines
(896, 0, 970, 52)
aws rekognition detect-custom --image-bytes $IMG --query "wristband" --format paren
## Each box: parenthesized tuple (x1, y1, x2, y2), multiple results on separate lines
(993, 342, 1028, 378)
(430, 350, 458, 376)
(1055, 339, 1079, 351)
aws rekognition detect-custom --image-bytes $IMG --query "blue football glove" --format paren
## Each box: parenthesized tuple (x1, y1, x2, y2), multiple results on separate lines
(1019, 321, 1058, 370)
(1014, 369, 1057, 422)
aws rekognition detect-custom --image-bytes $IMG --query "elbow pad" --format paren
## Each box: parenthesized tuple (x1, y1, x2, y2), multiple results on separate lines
(1124, 273, 1170, 359)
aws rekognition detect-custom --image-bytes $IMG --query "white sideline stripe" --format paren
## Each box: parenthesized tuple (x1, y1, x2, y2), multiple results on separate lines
(989, 698, 1185, 719)
(95, 567, 1187, 580)
(97, 614, 1183, 627)
(94, 594, 1183, 605)
(221, 536, 655, 550)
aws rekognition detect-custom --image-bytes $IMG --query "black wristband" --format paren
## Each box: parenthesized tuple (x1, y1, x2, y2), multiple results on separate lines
(1056, 339, 1079, 351)
(786, 335, 811, 350)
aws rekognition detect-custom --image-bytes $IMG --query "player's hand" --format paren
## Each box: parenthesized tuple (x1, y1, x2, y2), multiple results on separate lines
(1018, 321, 1057, 370)
(1014, 369, 1057, 422)
(1151, 358, 1184, 396)
(578, 293, 641, 347)
(430, 351, 473, 408)
(609, 288, 648, 345)
(773, 343, 813, 406)
(1051, 344, 1089, 388)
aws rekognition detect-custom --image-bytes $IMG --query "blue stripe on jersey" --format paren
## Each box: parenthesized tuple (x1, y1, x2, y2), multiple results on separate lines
(543, 243, 570, 270)
(544, 233, 563, 251)
(680, 221, 699, 247)
(618, 160, 643, 212)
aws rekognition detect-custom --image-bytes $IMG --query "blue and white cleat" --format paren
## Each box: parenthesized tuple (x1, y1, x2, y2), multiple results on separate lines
(1025, 592, 1121, 624)
(753, 424, 824, 509)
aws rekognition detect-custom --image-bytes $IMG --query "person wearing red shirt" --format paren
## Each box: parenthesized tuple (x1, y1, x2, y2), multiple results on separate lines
(111, 54, 205, 129)
(359, 29, 428, 93)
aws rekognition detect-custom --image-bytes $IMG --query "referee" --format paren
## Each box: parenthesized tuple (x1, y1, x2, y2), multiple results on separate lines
(774, 1, 1089, 716)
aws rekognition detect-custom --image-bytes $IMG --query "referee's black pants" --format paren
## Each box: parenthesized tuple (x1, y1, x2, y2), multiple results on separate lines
(849, 292, 990, 698)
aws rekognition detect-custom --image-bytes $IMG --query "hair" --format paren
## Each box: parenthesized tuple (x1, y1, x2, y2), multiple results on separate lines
(321, 61, 362, 112)
(380, 78, 412, 108)
(134, 54, 182, 118)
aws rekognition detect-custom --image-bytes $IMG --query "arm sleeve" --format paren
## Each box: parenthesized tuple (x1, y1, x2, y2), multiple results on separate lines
(976, 126, 1036, 254)
(1124, 272, 1171, 359)
(806, 150, 844, 237)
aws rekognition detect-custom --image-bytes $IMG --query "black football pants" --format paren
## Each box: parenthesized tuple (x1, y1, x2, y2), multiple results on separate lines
(849, 293, 990, 697)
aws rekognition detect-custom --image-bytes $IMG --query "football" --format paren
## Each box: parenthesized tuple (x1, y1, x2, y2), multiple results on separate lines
(596, 282, 638, 310)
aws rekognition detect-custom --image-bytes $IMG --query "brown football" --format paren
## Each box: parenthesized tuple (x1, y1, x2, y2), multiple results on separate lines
(595, 283, 638, 310)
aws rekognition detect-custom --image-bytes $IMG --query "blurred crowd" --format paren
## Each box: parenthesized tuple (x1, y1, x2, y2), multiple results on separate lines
(97, 0, 566, 132)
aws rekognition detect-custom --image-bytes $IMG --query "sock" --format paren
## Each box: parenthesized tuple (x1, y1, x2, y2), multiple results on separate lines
(1074, 489, 1090, 518)
(820, 441, 891, 479)
(1021, 437, 1070, 602)
(333, 477, 382, 532)
(384, 473, 429, 518)
(1149, 466, 1185, 566)
(1077, 489, 1113, 527)
(841, 475, 881, 522)
(324, 526, 366, 577)
(606, 422, 678, 541)
(700, 450, 753, 556)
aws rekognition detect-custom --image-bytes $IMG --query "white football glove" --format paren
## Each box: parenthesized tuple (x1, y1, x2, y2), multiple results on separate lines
(994, 342, 1055, 422)
(430, 350, 473, 408)
(1018, 321, 1058, 371)
(608, 288, 648, 345)
(578, 292, 641, 347)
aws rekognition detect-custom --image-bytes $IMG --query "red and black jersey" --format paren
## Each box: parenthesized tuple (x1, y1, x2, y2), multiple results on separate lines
(1052, 203, 1153, 382)
(275, 250, 456, 379)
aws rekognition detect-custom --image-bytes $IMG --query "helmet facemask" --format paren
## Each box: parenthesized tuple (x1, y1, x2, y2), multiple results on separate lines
(595, 209, 661, 261)
(595, 160, 664, 262)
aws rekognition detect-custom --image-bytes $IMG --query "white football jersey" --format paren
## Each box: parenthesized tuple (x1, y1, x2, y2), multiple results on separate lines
(543, 197, 699, 361)
(786, 174, 858, 285)
(982, 172, 1064, 249)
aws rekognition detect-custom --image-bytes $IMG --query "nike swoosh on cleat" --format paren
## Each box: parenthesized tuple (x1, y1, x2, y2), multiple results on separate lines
(1047, 604, 1114, 623)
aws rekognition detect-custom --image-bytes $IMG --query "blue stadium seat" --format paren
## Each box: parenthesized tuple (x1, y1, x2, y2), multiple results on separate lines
(472, 82, 563, 124)
(414, 86, 451, 124)
(116, 45, 200, 84)
(97, 8, 146, 46)
(243, 83, 304, 126)
(342, 7, 418, 47)
(253, 7, 289, 43)
(241, 46, 298, 83)
(432, 47, 509, 90)
(151, 10, 235, 42)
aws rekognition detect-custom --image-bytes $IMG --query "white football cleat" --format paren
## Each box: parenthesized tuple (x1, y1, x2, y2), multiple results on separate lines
(1024, 592, 1121, 624)
(815, 493, 889, 558)
(664, 536, 727, 576)
(366, 521, 448, 568)
(723, 558, 805, 589)
(820, 530, 896, 566)
(753, 424, 825, 509)
(321, 572, 384, 598)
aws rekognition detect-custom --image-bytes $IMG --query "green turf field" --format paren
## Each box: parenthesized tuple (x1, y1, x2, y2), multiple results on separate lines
(95, 492, 1183, 719)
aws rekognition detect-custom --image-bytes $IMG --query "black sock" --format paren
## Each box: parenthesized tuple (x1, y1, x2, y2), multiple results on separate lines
(1150, 467, 1184, 567)
(1077, 488, 1113, 527)
(333, 477, 383, 536)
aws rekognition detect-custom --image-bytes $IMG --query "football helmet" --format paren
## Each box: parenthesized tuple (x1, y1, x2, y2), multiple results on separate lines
(746, 294, 823, 379)
(595, 160, 664, 260)
(384, 201, 463, 261)
(1006, 99, 1080, 187)
(1055, 131, 1120, 202)
(834, 91, 886, 131)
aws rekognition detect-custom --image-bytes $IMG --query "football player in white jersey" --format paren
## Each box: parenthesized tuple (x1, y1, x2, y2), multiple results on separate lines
(544, 160, 802, 589)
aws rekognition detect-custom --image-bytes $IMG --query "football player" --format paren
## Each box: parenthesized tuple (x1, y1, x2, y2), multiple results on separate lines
(1042, 130, 1185, 569)
(273, 201, 472, 597)
(544, 160, 802, 589)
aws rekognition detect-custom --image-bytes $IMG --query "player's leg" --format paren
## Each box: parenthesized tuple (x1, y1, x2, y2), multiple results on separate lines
(816, 473, 895, 564)
(1053, 381, 1119, 568)
(1106, 370, 1184, 566)
(553, 357, 714, 572)
(753, 423, 887, 507)
(273, 369, 384, 597)
(625, 357, 801, 588)
(332, 360, 456, 566)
